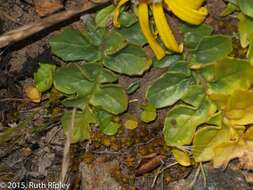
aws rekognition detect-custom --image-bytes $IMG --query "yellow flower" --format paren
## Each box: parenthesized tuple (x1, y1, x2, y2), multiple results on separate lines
(113, 0, 208, 60)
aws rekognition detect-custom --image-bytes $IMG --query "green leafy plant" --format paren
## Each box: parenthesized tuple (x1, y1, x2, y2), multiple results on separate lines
(146, 23, 253, 167)
(32, 2, 253, 172)
(34, 15, 151, 143)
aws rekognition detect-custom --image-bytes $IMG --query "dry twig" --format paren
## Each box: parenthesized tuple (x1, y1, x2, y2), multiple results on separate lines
(0, 0, 110, 49)
(61, 108, 76, 183)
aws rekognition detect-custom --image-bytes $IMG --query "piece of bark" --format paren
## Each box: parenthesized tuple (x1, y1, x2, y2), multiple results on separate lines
(34, 0, 64, 17)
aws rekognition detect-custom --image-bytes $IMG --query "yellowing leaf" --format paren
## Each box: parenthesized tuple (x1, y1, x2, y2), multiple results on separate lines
(238, 13, 253, 47)
(207, 58, 253, 107)
(140, 103, 157, 123)
(124, 114, 138, 130)
(193, 125, 245, 163)
(24, 85, 41, 103)
(61, 109, 96, 143)
(213, 141, 245, 168)
(164, 96, 217, 146)
(172, 148, 191, 166)
(244, 127, 253, 140)
(224, 89, 253, 125)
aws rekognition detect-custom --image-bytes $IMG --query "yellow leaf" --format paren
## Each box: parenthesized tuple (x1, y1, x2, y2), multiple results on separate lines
(213, 141, 245, 168)
(225, 89, 253, 125)
(24, 85, 41, 103)
(172, 148, 191, 166)
(244, 127, 253, 141)
(124, 114, 138, 130)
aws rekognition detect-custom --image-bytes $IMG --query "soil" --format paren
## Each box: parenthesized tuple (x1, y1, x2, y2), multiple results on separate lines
(0, 0, 252, 190)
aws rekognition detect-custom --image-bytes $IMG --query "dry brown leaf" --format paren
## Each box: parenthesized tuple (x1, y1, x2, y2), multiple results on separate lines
(34, 0, 64, 17)
(135, 154, 166, 176)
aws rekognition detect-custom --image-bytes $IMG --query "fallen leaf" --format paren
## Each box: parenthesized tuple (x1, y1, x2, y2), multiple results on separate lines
(34, 0, 64, 17)
(135, 155, 166, 176)
(24, 85, 41, 103)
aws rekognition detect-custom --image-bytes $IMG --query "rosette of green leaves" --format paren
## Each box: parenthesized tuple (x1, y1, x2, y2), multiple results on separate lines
(47, 14, 152, 142)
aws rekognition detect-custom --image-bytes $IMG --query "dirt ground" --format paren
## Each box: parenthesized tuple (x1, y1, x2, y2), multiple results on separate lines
(0, 0, 252, 189)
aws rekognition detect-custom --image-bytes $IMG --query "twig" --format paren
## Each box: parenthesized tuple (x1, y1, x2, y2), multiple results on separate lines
(151, 163, 165, 188)
(0, 0, 110, 49)
(151, 162, 178, 189)
(200, 163, 207, 188)
(190, 165, 201, 188)
(0, 98, 30, 102)
(61, 108, 76, 183)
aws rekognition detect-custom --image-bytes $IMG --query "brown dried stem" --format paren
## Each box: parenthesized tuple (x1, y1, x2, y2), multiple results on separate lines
(0, 0, 110, 49)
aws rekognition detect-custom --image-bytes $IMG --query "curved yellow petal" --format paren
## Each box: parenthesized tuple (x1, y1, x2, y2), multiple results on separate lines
(165, 0, 208, 25)
(177, 0, 206, 9)
(152, 3, 183, 53)
(113, 0, 129, 28)
(138, 2, 165, 60)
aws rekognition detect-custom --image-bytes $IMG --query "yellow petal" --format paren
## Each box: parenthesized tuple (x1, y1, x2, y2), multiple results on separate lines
(165, 0, 208, 25)
(138, 2, 165, 60)
(152, 3, 183, 53)
(177, 0, 206, 9)
(113, 0, 129, 28)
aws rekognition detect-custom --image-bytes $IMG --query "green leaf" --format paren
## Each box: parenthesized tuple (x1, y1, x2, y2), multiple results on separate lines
(181, 24, 213, 49)
(191, 35, 233, 65)
(61, 110, 96, 143)
(119, 11, 138, 27)
(95, 5, 115, 28)
(54, 64, 93, 95)
(225, 0, 238, 5)
(181, 85, 205, 108)
(91, 84, 128, 115)
(127, 80, 140, 94)
(220, 3, 239, 17)
(239, 0, 253, 18)
(54, 63, 127, 114)
(103, 31, 127, 55)
(140, 103, 157, 123)
(146, 73, 194, 108)
(117, 23, 147, 46)
(104, 44, 152, 75)
(163, 96, 217, 146)
(238, 13, 253, 66)
(167, 61, 191, 76)
(247, 39, 253, 66)
(34, 63, 56, 92)
(153, 54, 182, 68)
(62, 96, 88, 111)
(96, 110, 120, 136)
(50, 29, 99, 61)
